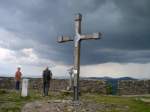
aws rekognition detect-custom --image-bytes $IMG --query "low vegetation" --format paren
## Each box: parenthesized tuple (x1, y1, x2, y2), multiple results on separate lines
(0, 89, 150, 112)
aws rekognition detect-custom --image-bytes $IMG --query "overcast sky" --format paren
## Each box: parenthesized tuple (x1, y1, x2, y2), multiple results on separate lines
(0, 0, 150, 78)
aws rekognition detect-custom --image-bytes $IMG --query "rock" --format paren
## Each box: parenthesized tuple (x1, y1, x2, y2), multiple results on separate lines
(0, 78, 107, 94)
(140, 98, 150, 103)
(118, 80, 150, 95)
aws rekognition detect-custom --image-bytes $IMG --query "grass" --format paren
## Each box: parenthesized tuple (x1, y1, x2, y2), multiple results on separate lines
(81, 93, 150, 112)
(0, 89, 150, 112)
(0, 89, 65, 112)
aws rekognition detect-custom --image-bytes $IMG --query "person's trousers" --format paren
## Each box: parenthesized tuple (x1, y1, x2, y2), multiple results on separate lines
(16, 81, 20, 90)
(43, 82, 50, 96)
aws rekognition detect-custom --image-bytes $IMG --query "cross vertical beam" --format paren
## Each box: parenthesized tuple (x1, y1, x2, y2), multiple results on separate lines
(57, 13, 102, 102)
(73, 14, 82, 101)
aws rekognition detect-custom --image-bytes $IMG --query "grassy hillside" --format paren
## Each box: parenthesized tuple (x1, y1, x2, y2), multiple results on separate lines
(0, 89, 150, 112)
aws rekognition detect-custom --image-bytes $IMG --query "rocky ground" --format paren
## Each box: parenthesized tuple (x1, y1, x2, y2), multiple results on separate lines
(22, 100, 129, 112)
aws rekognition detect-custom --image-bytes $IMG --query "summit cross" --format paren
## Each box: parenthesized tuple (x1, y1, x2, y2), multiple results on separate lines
(58, 13, 102, 102)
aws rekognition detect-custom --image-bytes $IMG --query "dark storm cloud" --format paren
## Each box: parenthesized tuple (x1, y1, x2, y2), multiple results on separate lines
(80, 48, 150, 65)
(0, 0, 150, 65)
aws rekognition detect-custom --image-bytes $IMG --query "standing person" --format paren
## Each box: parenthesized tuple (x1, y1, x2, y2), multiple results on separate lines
(15, 67, 22, 90)
(43, 66, 52, 96)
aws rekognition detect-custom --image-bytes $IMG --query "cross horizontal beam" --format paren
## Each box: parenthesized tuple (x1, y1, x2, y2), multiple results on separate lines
(80, 32, 102, 40)
(57, 36, 73, 43)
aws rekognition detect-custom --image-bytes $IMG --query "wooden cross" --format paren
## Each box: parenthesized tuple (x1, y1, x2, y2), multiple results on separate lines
(58, 13, 102, 102)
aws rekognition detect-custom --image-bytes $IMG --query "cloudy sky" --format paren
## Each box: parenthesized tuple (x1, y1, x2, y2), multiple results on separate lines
(0, 0, 150, 78)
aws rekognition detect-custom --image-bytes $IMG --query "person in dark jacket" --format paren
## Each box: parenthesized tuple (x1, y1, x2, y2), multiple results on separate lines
(43, 67, 52, 96)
